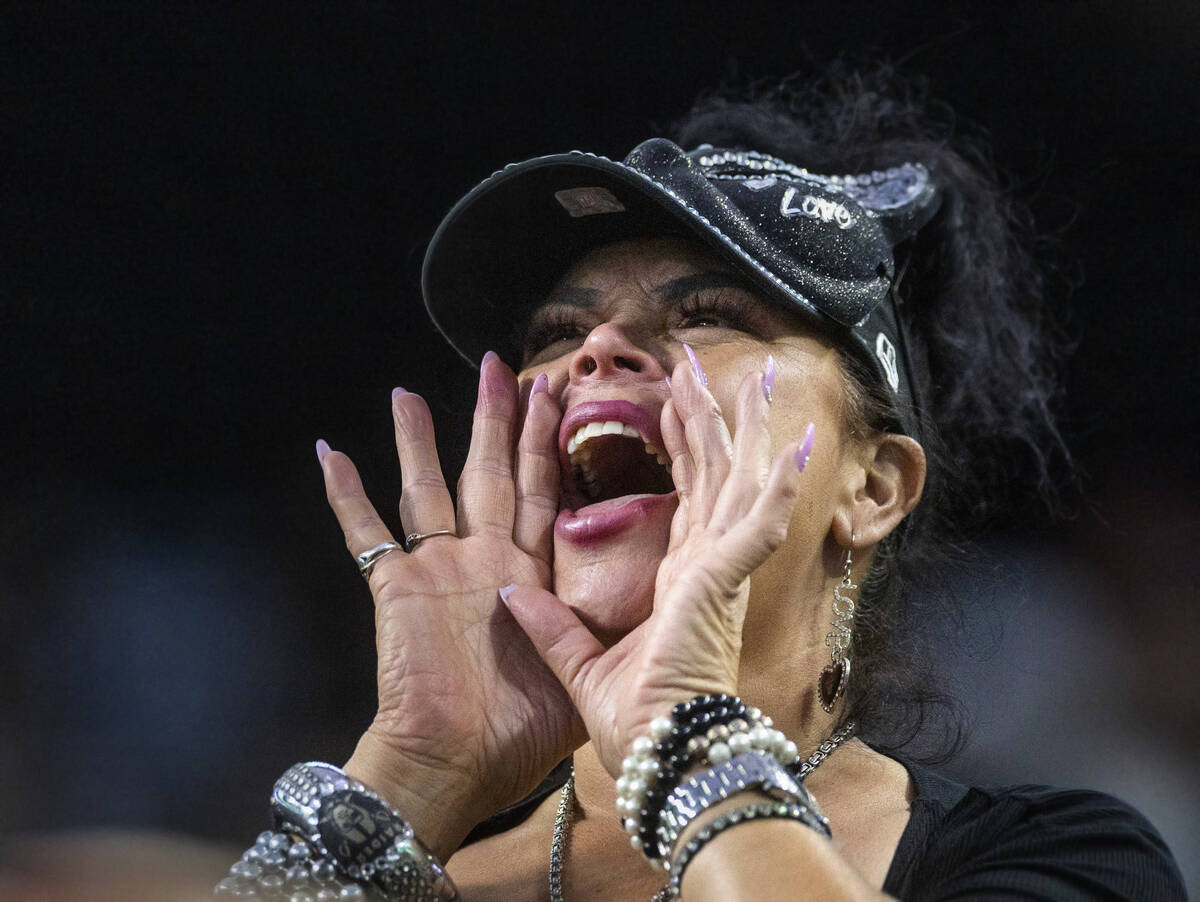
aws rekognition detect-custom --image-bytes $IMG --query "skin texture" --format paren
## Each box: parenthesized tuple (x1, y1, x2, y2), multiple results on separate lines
(323, 235, 926, 897)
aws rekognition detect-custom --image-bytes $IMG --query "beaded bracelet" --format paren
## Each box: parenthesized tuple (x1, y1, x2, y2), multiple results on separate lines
(668, 800, 832, 897)
(615, 694, 810, 867)
(215, 829, 378, 900)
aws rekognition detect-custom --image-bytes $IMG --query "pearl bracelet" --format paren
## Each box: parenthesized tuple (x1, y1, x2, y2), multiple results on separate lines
(614, 694, 808, 867)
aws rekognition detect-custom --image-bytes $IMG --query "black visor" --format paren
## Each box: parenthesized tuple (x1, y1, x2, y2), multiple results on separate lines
(422, 139, 940, 437)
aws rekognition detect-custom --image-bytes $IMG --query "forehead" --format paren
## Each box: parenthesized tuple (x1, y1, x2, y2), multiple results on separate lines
(553, 234, 736, 293)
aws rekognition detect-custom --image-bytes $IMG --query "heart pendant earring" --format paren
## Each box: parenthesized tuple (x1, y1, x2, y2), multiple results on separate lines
(818, 539, 856, 714)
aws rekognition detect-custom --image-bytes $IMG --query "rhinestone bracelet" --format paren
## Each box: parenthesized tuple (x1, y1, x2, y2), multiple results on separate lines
(215, 829, 378, 900)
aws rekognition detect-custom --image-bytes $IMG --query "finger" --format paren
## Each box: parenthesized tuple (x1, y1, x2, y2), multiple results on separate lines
(392, 390, 457, 540)
(709, 369, 771, 530)
(720, 426, 814, 575)
(458, 352, 520, 537)
(498, 583, 605, 716)
(660, 397, 694, 550)
(513, 373, 560, 566)
(318, 439, 398, 563)
(671, 356, 733, 528)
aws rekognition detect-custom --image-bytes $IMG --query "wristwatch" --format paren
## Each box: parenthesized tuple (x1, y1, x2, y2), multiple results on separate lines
(272, 761, 459, 901)
(656, 751, 828, 858)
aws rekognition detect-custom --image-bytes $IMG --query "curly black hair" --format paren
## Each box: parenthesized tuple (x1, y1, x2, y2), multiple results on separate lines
(673, 62, 1076, 759)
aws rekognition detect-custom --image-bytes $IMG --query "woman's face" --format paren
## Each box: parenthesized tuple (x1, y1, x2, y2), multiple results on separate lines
(517, 235, 859, 645)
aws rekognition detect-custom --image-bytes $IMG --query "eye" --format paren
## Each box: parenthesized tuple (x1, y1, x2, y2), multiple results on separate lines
(522, 307, 589, 363)
(676, 291, 754, 331)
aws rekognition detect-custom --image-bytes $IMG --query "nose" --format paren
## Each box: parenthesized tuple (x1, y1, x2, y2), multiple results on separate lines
(568, 321, 664, 381)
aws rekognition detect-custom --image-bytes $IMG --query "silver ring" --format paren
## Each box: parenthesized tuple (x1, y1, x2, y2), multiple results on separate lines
(356, 541, 402, 579)
(404, 528, 456, 552)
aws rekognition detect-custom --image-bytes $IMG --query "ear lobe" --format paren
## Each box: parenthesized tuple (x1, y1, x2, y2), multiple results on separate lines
(843, 435, 926, 547)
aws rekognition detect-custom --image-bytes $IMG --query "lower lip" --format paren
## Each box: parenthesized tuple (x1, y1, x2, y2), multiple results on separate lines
(555, 492, 677, 544)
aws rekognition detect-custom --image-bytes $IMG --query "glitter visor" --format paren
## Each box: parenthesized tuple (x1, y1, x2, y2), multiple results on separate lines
(422, 138, 941, 436)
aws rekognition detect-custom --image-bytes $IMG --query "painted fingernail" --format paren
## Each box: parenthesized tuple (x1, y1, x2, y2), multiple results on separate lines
(683, 343, 707, 387)
(763, 354, 775, 404)
(391, 386, 407, 402)
(482, 350, 500, 368)
(315, 438, 331, 463)
(795, 423, 815, 472)
(531, 372, 549, 395)
(498, 583, 517, 605)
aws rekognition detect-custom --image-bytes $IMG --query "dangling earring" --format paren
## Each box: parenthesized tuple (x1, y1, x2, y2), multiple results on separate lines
(818, 539, 856, 714)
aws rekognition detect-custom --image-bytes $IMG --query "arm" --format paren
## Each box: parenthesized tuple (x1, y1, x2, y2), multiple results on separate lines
(502, 359, 890, 899)
(217, 356, 581, 898)
(676, 793, 893, 902)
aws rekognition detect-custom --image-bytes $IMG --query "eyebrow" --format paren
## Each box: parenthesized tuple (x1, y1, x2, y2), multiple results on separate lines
(546, 271, 747, 310)
(653, 271, 747, 302)
(543, 285, 602, 308)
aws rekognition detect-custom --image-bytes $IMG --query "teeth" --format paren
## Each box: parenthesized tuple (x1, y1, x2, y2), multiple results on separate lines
(565, 418, 673, 498)
(571, 420, 657, 453)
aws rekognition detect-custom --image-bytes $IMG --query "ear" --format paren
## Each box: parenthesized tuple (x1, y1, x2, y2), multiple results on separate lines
(832, 434, 926, 548)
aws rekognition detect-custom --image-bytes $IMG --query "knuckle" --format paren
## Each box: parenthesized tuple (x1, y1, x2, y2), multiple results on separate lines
(470, 460, 514, 481)
(762, 518, 790, 551)
(517, 490, 559, 515)
(403, 471, 448, 492)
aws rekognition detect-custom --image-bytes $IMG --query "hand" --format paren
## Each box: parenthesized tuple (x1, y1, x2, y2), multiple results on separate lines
(500, 357, 812, 777)
(318, 355, 584, 859)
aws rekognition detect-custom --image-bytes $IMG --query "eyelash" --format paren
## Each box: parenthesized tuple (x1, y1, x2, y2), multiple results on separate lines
(522, 291, 755, 360)
(522, 308, 585, 358)
(676, 291, 754, 330)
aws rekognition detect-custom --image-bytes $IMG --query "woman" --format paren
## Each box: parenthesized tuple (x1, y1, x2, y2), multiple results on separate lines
(216, 71, 1185, 900)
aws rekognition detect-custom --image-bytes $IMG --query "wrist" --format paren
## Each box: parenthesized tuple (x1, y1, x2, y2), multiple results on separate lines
(344, 728, 480, 862)
(673, 788, 776, 848)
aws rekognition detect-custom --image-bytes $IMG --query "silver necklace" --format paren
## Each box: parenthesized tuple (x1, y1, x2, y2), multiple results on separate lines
(549, 720, 856, 902)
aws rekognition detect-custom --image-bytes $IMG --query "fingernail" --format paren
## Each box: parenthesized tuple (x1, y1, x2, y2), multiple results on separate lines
(315, 438, 331, 463)
(482, 350, 500, 368)
(664, 375, 672, 389)
(683, 343, 707, 387)
(498, 583, 517, 605)
(391, 386, 407, 402)
(531, 372, 549, 395)
(763, 354, 775, 405)
(795, 423, 815, 472)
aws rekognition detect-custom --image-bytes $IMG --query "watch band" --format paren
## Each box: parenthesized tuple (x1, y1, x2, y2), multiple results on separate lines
(656, 751, 826, 858)
(272, 761, 459, 901)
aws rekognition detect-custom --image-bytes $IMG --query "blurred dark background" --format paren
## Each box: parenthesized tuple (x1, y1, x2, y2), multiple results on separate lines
(3, 0, 1198, 895)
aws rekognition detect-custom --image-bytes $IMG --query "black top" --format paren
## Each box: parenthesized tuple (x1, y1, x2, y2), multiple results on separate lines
(465, 757, 1187, 900)
(886, 758, 1186, 900)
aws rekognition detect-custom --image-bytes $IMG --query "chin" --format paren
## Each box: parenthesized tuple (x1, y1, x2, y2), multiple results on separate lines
(552, 529, 667, 647)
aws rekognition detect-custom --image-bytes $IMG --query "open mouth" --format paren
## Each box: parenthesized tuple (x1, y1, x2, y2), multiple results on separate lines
(566, 420, 674, 506)
(558, 401, 675, 510)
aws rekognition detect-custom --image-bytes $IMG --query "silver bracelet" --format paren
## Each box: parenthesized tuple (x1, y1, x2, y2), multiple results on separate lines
(656, 751, 810, 859)
(668, 800, 832, 897)
(215, 828, 380, 899)
(269, 761, 458, 900)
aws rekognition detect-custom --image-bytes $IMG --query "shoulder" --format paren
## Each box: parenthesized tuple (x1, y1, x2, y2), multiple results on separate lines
(885, 760, 1187, 901)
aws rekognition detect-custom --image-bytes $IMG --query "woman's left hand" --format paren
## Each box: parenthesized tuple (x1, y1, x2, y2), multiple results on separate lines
(500, 356, 812, 777)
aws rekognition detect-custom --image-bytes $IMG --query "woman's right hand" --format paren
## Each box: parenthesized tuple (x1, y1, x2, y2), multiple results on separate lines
(317, 353, 581, 861)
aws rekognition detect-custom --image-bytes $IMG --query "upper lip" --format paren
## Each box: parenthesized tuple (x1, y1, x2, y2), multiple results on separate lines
(557, 398, 668, 506)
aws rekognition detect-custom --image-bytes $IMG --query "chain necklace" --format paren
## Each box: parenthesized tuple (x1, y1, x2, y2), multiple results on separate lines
(549, 720, 856, 902)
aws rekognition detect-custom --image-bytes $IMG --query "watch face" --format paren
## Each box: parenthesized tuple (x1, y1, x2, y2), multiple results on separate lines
(318, 789, 404, 866)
